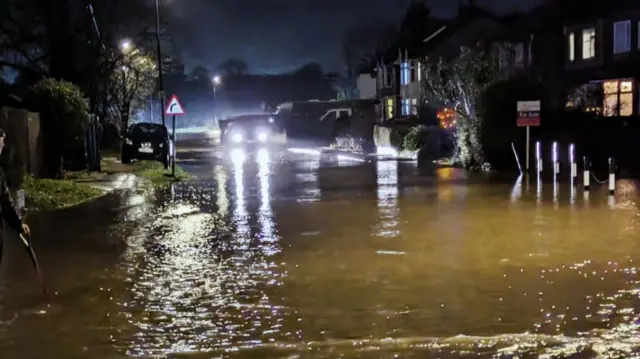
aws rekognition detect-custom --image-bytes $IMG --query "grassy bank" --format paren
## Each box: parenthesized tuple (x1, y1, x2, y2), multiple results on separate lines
(21, 175, 104, 211)
(130, 160, 192, 186)
(21, 155, 192, 211)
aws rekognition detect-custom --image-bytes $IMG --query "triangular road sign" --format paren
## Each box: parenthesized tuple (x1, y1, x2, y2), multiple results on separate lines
(165, 94, 185, 116)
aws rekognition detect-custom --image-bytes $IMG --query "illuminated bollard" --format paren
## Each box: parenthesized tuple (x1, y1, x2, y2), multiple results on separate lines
(536, 141, 542, 174)
(583, 156, 590, 191)
(608, 157, 616, 195)
(569, 144, 577, 183)
(552, 142, 559, 175)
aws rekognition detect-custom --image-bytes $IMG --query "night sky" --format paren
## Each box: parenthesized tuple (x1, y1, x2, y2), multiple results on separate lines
(169, 0, 541, 74)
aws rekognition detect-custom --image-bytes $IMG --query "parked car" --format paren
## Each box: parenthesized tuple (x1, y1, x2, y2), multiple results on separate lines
(121, 122, 173, 168)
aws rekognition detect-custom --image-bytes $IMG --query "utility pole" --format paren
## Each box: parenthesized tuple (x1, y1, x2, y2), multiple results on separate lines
(155, 0, 166, 128)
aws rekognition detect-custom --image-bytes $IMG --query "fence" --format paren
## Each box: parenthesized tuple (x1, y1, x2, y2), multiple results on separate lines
(0, 107, 43, 186)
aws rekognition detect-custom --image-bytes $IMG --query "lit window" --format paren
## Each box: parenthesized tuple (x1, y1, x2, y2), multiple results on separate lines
(386, 98, 394, 120)
(603, 79, 634, 116)
(402, 99, 410, 116)
(411, 98, 418, 115)
(582, 28, 596, 59)
(613, 21, 631, 53)
(568, 32, 575, 61)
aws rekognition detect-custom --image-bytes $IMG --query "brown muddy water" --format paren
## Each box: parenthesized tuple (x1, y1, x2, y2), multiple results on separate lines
(0, 147, 639, 358)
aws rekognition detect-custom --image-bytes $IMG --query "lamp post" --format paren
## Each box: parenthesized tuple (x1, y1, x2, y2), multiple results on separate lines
(155, 0, 166, 128)
(212, 75, 221, 120)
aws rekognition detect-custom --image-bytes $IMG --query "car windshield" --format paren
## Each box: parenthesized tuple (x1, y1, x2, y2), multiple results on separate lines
(227, 117, 272, 129)
(130, 124, 166, 139)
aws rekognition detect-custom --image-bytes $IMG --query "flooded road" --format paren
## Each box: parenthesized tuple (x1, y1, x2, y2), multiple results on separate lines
(1, 145, 640, 358)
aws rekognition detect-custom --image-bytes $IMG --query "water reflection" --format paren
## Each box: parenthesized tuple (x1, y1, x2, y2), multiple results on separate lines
(231, 148, 249, 240)
(257, 149, 278, 255)
(374, 159, 399, 237)
(295, 156, 321, 203)
(214, 164, 229, 217)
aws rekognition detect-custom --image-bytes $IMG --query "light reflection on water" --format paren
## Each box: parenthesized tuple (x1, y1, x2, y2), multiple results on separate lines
(374, 159, 399, 238)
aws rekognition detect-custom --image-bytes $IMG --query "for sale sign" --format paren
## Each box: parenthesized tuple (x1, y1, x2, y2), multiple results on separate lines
(517, 101, 540, 127)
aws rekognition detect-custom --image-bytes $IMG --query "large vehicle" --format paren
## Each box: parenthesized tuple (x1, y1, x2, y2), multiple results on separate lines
(276, 99, 377, 148)
(121, 122, 173, 168)
(219, 114, 279, 145)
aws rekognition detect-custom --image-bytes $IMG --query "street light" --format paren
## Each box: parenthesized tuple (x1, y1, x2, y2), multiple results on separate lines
(212, 75, 222, 120)
(120, 39, 131, 52)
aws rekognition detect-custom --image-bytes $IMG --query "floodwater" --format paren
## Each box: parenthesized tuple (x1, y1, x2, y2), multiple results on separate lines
(1, 146, 639, 358)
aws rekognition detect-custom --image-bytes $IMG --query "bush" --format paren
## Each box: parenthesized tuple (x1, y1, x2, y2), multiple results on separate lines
(475, 76, 548, 171)
(27, 78, 89, 178)
(404, 125, 437, 151)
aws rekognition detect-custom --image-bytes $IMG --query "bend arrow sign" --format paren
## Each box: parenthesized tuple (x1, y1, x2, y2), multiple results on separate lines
(164, 94, 185, 116)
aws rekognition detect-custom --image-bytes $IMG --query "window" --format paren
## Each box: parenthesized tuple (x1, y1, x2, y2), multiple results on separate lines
(386, 98, 394, 120)
(411, 98, 418, 115)
(409, 61, 416, 83)
(603, 79, 634, 116)
(568, 32, 575, 61)
(401, 98, 410, 116)
(582, 28, 596, 59)
(613, 21, 631, 53)
(385, 68, 392, 87)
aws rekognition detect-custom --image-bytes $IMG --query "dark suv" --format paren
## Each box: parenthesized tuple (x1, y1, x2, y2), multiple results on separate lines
(121, 123, 173, 168)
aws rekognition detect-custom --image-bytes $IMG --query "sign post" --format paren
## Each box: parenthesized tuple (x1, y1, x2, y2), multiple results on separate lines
(164, 94, 186, 177)
(517, 101, 541, 172)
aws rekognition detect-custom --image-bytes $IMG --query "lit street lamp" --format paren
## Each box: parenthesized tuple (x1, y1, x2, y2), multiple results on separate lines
(212, 75, 222, 119)
(120, 39, 131, 52)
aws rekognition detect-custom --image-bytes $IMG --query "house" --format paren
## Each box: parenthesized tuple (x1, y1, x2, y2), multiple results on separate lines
(373, 1, 536, 122)
(563, 7, 640, 117)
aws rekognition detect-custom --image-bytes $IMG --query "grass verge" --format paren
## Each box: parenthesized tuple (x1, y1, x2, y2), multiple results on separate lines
(132, 160, 193, 186)
(22, 156, 192, 211)
(21, 176, 105, 211)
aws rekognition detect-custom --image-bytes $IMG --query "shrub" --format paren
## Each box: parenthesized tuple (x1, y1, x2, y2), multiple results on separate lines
(477, 76, 547, 171)
(403, 125, 431, 152)
(27, 78, 89, 177)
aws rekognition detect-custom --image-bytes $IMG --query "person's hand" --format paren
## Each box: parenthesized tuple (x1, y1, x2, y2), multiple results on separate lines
(20, 224, 30, 237)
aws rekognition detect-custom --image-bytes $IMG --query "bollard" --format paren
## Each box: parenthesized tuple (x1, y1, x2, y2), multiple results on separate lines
(536, 141, 542, 173)
(552, 142, 559, 175)
(569, 144, 577, 183)
(583, 156, 590, 191)
(608, 157, 616, 195)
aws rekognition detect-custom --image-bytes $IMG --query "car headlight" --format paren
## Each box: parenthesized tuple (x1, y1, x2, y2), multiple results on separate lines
(257, 131, 268, 142)
(125, 138, 133, 145)
(231, 133, 243, 143)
